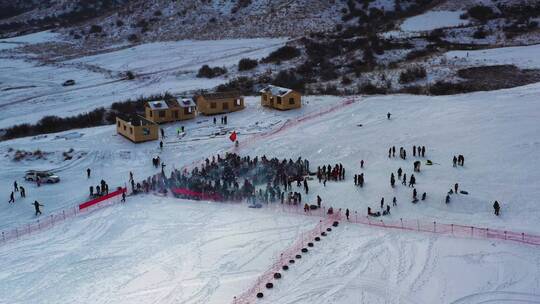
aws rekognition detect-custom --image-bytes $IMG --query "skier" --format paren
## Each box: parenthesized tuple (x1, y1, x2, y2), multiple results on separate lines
(14, 181, 19, 192)
(159, 141, 164, 150)
(20, 186, 26, 198)
(397, 167, 402, 179)
(392, 196, 397, 206)
(360, 159, 364, 168)
(493, 201, 500, 216)
(421, 192, 426, 201)
(345, 208, 350, 220)
(87, 168, 91, 178)
(8, 191, 15, 203)
(453, 156, 457, 167)
(454, 183, 459, 194)
(33, 200, 43, 216)
(387, 112, 391, 120)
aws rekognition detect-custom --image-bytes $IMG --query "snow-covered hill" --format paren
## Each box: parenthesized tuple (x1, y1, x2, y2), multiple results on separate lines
(1, 82, 539, 303)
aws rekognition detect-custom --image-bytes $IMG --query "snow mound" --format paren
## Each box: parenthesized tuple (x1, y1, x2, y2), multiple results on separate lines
(401, 11, 470, 32)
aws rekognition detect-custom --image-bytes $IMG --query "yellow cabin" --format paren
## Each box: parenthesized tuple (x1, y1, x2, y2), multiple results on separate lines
(145, 98, 196, 123)
(196, 92, 244, 115)
(260, 85, 301, 110)
(116, 115, 159, 143)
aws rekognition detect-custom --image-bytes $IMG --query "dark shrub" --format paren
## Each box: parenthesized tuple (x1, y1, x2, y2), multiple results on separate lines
(216, 77, 254, 94)
(399, 66, 427, 84)
(468, 5, 495, 23)
(272, 70, 306, 92)
(197, 65, 227, 78)
(89, 25, 103, 33)
(238, 58, 258, 71)
(473, 27, 487, 39)
(262, 46, 301, 63)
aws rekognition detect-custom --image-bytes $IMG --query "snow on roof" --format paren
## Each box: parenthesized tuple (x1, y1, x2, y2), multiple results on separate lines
(147, 100, 169, 110)
(260, 85, 292, 97)
(179, 98, 196, 108)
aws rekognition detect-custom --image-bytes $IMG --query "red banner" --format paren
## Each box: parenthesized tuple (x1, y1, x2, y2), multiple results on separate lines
(79, 188, 126, 210)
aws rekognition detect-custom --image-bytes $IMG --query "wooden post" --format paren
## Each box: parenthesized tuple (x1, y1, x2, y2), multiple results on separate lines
(400, 218, 403, 229)
(433, 221, 436, 233)
(471, 226, 474, 237)
(522, 233, 525, 241)
(504, 231, 507, 240)
(451, 224, 454, 235)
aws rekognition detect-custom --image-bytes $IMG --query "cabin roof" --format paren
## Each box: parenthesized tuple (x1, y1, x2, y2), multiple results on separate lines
(260, 85, 293, 97)
(200, 91, 242, 101)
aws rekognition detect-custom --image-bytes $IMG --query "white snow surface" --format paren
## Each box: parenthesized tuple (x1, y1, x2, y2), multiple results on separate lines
(401, 11, 470, 32)
(0, 38, 287, 128)
(445, 43, 540, 69)
(1, 84, 540, 302)
(0, 31, 60, 51)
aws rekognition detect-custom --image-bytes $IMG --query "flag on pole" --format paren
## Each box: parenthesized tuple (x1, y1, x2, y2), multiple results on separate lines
(229, 131, 237, 142)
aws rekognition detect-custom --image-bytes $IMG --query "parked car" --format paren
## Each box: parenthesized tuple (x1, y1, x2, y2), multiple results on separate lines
(24, 170, 60, 183)
(62, 79, 75, 86)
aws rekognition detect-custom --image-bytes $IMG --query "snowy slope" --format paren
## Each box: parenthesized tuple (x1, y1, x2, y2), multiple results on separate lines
(445, 44, 540, 69)
(400, 10, 470, 32)
(1, 78, 540, 302)
(0, 37, 287, 128)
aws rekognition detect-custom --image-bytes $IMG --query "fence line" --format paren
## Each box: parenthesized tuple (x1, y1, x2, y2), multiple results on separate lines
(266, 203, 540, 246)
(0, 188, 126, 246)
(233, 217, 338, 304)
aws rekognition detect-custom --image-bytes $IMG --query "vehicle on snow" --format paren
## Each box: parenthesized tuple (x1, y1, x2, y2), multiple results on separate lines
(62, 79, 75, 86)
(24, 170, 60, 183)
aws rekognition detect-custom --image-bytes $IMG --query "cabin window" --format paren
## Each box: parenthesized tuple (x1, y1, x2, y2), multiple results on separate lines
(289, 98, 295, 105)
(277, 96, 282, 104)
(123, 125, 126, 131)
(142, 128, 150, 136)
(184, 107, 190, 115)
(174, 110, 179, 119)
(159, 110, 166, 118)
(223, 102, 229, 110)
(117, 121, 120, 127)
(149, 111, 153, 117)
(130, 127, 133, 134)
(235, 98, 241, 106)
(263, 95, 267, 101)
(210, 102, 217, 109)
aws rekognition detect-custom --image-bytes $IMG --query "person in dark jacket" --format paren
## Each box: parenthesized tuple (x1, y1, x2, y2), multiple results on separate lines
(20, 186, 26, 198)
(493, 201, 500, 216)
(9, 191, 15, 203)
(345, 208, 350, 220)
(87, 168, 91, 178)
(33, 200, 43, 216)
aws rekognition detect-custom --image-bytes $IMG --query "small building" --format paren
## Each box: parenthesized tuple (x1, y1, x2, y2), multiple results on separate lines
(196, 91, 245, 115)
(145, 98, 196, 123)
(260, 85, 301, 110)
(116, 114, 159, 143)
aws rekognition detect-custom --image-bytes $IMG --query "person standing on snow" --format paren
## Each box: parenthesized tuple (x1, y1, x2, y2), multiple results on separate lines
(493, 201, 500, 216)
(387, 112, 391, 120)
(454, 183, 459, 194)
(380, 197, 384, 209)
(402, 173, 407, 186)
(9, 191, 15, 203)
(453, 156, 457, 167)
(33, 200, 43, 216)
(160, 128, 165, 139)
(20, 186, 26, 198)
(345, 208, 350, 220)
(159, 141, 164, 150)
(14, 181, 19, 192)
(317, 195, 322, 208)
(360, 159, 364, 168)
(87, 168, 91, 178)
(392, 196, 397, 206)
(445, 194, 451, 204)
